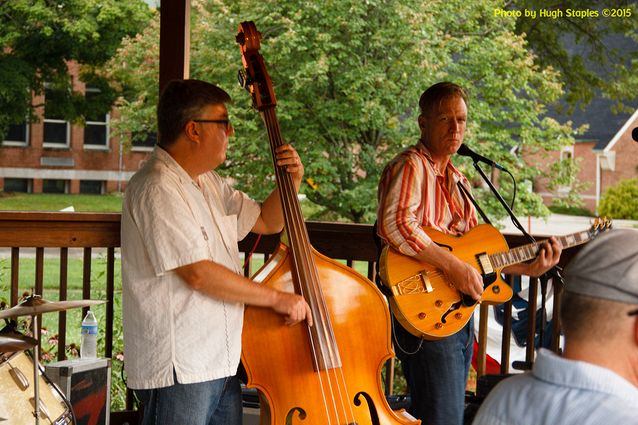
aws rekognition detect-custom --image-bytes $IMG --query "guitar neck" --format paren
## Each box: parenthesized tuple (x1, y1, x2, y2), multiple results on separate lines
(490, 230, 592, 270)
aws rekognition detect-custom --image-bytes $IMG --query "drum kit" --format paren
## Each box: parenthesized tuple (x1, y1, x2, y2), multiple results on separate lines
(0, 295, 104, 425)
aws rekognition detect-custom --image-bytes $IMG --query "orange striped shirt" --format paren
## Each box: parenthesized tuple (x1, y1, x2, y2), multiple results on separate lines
(377, 142, 478, 256)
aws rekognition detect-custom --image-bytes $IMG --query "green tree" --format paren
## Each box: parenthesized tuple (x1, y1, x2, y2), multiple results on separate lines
(109, 0, 584, 223)
(0, 0, 153, 138)
(513, 0, 638, 113)
(599, 178, 638, 220)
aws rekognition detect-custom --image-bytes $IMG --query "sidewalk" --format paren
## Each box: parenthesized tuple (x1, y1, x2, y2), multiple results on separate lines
(498, 214, 637, 237)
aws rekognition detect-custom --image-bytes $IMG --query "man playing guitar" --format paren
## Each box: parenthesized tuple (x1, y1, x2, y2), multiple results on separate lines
(376, 82, 562, 425)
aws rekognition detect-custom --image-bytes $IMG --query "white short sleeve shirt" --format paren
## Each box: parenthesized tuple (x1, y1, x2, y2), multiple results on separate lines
(121, 147, 261, 389)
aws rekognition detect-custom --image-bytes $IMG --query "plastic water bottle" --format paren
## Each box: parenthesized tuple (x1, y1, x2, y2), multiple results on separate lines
(80, 310, 98, 359)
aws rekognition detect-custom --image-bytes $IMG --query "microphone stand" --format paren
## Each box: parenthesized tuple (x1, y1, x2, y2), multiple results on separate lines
(469, 160, 563, 370)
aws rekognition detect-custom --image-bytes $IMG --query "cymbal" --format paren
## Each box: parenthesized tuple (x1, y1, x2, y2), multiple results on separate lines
(0, 295, 105, 319)
(0, 333, 38, 352)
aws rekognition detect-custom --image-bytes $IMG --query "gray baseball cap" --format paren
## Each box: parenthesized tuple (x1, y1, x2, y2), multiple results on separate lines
(564, 228, 638, 304)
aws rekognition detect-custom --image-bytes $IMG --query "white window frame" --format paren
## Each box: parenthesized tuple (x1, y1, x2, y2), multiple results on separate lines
(43, 85, 71, 148)
(131, 132, 156, 152)
(83, 87, 110, 150)
(3, 177, 32, 193)
(558, 145, 575, 194)
(2, 122, 29, 147)
(79, 179, 105, 194)
(42, 179, 69, 194)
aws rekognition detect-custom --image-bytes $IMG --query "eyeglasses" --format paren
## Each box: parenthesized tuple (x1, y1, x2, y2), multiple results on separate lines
(193, 119, 232, 134)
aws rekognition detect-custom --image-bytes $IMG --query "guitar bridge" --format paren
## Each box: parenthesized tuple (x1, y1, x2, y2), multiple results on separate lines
(392, 271, 433, 296)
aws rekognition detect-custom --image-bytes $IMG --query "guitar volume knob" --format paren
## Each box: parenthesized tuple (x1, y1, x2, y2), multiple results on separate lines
(435, 322, 443, 329)
(418, 312, 427, 320)
(435, 300, 443, 307)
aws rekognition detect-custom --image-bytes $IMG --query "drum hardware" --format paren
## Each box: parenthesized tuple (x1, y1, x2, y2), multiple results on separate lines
(0, 351, 72, 424)
(30, 396, 52, 422)
(0, 295, 105, 320)
(0, 332, 38, 353)
(9, 360, 30, 390)
(0, 295, 104, 425)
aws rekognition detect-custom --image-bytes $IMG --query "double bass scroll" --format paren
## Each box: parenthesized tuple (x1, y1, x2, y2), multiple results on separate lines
(237, 21, 420, 425)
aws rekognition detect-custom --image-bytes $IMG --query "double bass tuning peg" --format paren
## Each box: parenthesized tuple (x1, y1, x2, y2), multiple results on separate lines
(237, 69, 251, 90)
(236, 32, 246, 46)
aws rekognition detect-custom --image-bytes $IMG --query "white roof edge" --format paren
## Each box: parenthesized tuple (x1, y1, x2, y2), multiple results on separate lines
(604, 108, 638, 152)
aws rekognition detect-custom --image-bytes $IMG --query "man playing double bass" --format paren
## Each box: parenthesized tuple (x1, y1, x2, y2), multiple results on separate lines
(121, 79, 312, 425)
(376, 82, 562, 425)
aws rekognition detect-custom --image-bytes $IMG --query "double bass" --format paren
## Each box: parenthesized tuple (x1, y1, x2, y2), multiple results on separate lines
(237, 21, 420, 425)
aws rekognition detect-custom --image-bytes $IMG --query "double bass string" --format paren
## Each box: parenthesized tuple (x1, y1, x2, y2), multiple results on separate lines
(260, 110, 336, 421)
(261, 110, 340, 422)
(262, 108, 358, 424)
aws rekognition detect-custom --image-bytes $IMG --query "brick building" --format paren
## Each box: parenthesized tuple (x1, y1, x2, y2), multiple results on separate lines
(0, 62, 152, 195)
(532, 108, 638, 213)
(529, 33, 637, 214)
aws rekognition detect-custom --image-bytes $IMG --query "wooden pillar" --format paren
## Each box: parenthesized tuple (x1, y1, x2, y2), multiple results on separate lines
(159, 0, 191, 94)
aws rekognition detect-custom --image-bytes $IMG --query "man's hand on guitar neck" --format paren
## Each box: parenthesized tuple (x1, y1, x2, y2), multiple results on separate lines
(503, 236, 562, 278)
(415, 243, 484, 301)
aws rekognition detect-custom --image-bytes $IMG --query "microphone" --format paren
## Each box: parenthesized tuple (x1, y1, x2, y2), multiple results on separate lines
(632, 127, 637, 142)
(456, 144, 507, 171)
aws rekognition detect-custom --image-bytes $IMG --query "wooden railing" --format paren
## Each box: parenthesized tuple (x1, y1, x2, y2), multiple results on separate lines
(0, 211, 583, 420)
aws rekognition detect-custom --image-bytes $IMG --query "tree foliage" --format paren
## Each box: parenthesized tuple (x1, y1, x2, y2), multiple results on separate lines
(109, 0, 609, 223)
(599, 178, 638, 220)
(512, 0, 638, 113)
(0, 0, 152, 137)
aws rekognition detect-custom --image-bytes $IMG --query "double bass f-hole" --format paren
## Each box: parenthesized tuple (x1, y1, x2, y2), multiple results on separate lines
(236, 21, 420, 425)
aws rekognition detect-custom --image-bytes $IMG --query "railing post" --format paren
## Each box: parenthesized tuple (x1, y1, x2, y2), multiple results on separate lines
(476, 303, 489, 377)
(525, 277, 539, 364)
(58, 247, 69, 361)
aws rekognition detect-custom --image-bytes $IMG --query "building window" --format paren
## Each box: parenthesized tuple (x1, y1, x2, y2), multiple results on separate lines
(560, 147, 573, 161)
(80, 180, 104, 194)
(84, 87, 109, 149)
(42, 179, 68, 194)
(558, 145, 575, 194)
(43, 88, 70, 148)
(2, 122, 29, 146)
(3, 178, 31, 193)
(131, 132, 157, 150)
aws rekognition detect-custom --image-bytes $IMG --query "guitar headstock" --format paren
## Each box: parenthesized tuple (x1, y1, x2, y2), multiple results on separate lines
(236, 21, 277, 111)
(589, 217, 613, 238)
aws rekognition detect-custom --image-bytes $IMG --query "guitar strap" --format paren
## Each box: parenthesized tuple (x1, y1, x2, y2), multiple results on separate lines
(457, 181, 491, 225)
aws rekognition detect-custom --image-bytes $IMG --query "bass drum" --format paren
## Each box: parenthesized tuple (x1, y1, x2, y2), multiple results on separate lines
(0, 351, 72, 424)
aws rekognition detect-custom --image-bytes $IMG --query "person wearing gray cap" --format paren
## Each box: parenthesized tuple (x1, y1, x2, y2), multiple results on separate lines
(472, 228, 638, 424)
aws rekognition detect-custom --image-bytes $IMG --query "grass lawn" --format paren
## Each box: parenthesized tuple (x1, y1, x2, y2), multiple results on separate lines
(0, 255, 121, 355)
(0, 192, 123, 212)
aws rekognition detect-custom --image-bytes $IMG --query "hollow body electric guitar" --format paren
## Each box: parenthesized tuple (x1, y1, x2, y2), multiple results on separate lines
(379, 218, 612, 340)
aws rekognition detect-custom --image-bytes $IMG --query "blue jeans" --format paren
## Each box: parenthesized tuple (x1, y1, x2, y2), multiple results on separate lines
(393, 316, 474, 425)
(135, 374, 242, 425)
